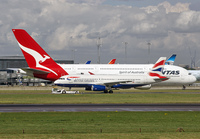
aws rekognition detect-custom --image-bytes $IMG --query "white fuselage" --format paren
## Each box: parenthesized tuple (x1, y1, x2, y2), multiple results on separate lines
(55, 74, 155, 87)
(58, 64, 196, 85)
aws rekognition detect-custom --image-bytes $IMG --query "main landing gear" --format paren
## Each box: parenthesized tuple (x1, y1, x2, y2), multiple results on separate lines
(182, 85, 186, 90)
(104, 90, 113, 93)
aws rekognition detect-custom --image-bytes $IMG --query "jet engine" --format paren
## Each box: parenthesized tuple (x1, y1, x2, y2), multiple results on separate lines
(91, 85, 106, 91)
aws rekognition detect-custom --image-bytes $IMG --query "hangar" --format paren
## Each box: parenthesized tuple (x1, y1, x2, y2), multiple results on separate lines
(0, 56, 73, 86)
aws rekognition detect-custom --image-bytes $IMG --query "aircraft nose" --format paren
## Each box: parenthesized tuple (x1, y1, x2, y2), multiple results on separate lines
(54, 80, 59, 84)
(190, 75, 197, 83)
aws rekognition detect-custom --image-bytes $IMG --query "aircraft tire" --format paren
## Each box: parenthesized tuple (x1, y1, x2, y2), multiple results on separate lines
(62, 90, 66, 94)
(109, 90, 113, 93)
(104, 90, 108, 93)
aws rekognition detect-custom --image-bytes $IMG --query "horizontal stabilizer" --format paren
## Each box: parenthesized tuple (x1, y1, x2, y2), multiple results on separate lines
(22, 67, 50, 75)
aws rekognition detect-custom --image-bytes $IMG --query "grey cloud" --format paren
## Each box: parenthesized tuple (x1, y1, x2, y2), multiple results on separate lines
(87, 32, 101, 39)
(173, 11, 200, 33)
(189, 2, 200, 11)
(87, 30, 110, 39)
(1, 0, 200, 65)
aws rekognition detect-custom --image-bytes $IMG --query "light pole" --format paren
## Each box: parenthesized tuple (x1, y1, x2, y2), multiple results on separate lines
(97, 37, 102, 64)
(147, 41, 151, 64)
(122, 42, 128, 64)
(72, 49, 77, 63)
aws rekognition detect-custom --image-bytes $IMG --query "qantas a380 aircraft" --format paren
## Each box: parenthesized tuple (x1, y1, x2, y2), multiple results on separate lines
(12, 29, 196, 93)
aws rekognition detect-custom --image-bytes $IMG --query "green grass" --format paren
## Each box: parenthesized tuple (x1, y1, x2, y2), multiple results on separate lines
(1, 89, 200, 138)
(0, 90, 200, 104)
(0, 111, 200, 138)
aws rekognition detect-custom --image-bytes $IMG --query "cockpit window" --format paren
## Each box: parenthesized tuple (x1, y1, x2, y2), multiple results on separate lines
(58, 78, 65, 80)
(189, 73, 192, 75)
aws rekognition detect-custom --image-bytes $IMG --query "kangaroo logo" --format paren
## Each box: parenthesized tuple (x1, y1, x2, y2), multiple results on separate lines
(18, 42, 58, 76)
(39, 55, 50, 63)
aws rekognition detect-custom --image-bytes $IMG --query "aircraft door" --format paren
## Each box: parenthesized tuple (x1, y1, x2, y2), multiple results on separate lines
(95, 66, 99, 74)
(72, 66, 76, 74)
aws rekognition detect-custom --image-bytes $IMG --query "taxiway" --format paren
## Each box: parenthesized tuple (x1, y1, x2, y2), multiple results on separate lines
(0, 104, 200, 112)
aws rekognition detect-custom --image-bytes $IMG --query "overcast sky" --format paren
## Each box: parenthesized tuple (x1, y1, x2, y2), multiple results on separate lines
(1, 0, 200, 66)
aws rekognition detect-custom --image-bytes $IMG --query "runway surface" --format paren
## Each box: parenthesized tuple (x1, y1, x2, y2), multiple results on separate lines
(0, 104, 200, 112)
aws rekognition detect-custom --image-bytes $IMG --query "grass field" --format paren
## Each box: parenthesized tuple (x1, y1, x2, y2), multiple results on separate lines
(0, 89, 200, 104)
(1, 87, 200, 138)
(0, 111, 200, 138)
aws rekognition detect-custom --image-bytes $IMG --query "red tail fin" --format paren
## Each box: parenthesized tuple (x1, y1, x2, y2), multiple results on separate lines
(12, 29, 68, 81)
(108, 59, 116, 64)
(148, 57, 168, 80)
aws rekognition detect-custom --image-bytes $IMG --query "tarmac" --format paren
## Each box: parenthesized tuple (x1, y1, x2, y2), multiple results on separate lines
(0, 104, 200, 112)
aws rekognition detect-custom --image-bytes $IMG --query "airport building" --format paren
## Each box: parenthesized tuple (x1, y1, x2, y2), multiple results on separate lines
(0, 56, 74, 86)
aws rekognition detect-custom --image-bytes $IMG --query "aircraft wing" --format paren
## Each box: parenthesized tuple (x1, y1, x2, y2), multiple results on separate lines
(100, 77, 169, 87)
(153, 77, 169, 82)
(96, 80, 131, 87)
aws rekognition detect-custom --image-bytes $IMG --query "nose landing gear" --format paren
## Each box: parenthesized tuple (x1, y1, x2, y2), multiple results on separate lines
(182, 85, 186, 90)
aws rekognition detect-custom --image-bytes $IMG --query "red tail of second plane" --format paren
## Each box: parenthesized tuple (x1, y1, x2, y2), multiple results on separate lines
(108, 59, 116, 64)
(12, 29, 68, 81)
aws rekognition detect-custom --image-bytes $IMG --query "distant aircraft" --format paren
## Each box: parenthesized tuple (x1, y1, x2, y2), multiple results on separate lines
(165, 54, 176, 65)
(85, 59, 116, 64)
(188, 70, 200, 81)
(12, 29, 196, 92)
(165, 54, 200, 81)
(108, 59, 116, 64)
(85, 61, 91, 64)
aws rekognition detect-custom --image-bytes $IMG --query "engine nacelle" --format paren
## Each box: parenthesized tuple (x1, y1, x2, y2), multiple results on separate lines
(134, 84, 151, 90)
(92, 85, 106, 91)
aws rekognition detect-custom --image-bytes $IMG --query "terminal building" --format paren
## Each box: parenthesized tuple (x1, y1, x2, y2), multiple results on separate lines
(0, 56, 74, 86)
